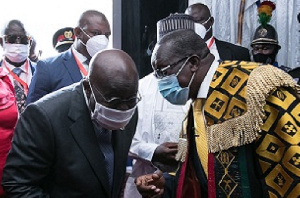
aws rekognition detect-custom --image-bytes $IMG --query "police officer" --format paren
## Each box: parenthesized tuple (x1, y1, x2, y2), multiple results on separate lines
(251, 24, 291, 72)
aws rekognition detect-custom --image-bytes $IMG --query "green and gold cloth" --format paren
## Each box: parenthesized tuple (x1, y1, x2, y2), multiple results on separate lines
(177, 61, 300, 198)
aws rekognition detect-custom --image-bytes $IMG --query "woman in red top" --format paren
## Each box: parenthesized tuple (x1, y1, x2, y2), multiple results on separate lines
(0, 67, 18, 197)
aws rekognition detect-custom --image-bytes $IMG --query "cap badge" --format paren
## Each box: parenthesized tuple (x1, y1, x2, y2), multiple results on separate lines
(64, 31, 73, 39)
(258, 28, 267, 37)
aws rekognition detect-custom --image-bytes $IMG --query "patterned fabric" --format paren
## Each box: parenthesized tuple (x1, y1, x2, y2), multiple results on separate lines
(176, 61, 300, 198)
(194, 99, 209, 177)
(203, 61, 300, 197)
(12, 67, 26, 113)
(255, 87, 300, 197)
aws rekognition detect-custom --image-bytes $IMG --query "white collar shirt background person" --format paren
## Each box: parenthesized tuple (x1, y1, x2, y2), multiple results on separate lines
(125, 73, 190, 198)
(2, 59, 33, 113)
(3, 59, 33, 90)
(72, 46, 89, 76)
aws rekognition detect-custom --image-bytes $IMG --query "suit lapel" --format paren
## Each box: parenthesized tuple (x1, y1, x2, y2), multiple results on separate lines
(63, 49, 82, 83)
(215, 39, 233, 61)
(68, 84, 111, 197)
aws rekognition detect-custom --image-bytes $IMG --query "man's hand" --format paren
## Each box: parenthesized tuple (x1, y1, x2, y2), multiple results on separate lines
(135, 170, 165, 198)
(152, 142, 179, 172)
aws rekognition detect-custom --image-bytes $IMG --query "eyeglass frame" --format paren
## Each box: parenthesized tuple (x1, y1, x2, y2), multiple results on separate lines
(153, 56, 191, 79)
(88, 81, 142, 108)
(2, 34, 31, 44)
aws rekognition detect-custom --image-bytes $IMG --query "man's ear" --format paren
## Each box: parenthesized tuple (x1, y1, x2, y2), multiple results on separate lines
(189, 55, 201, 72)
(211, 17, 215, 26)
(74, 27, 82, 38)
(29, 39, 33, 48)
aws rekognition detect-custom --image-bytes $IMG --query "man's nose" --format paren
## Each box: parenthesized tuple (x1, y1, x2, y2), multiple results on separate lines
(117, 102, 132, 111)
(15, 36, 22, 44)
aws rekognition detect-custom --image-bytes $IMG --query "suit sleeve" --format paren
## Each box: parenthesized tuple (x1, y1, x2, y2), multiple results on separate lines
(26, 61, 51, 104)
(239, 47, 251, 61)
(2, 104, 55, 198)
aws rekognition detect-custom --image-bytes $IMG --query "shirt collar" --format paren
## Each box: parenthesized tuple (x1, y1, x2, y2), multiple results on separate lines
(197, 58, 219, 99)
(205, 36, 213, 44)
(72, 47, 88, 64)
(206, 36, 217, 50)
(3, 59, 29, 74)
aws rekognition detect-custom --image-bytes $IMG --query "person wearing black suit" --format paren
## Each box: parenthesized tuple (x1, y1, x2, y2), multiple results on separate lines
(2, 49, 140, 198)
(27, 10, 111, 104)
(185, 3, 251, 62)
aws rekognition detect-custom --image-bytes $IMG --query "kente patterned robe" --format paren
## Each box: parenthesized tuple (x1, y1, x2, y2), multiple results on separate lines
(175, 61, 300, 198)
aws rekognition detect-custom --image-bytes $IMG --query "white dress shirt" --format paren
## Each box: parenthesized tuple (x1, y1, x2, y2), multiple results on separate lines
(71, 47, 89, 75)
(3, 59, 33, 89)
(125, 73, 190, 198)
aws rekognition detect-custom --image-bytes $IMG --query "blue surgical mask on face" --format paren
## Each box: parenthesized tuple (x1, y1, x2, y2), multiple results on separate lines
(158, 58, 195, 105)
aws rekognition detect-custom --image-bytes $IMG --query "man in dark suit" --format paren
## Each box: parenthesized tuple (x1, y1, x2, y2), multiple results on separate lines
(2, 49, 140, 198)
(0, 19, 35, 113)
(26, 10, 111, 104)
(185, 3, 250, 62)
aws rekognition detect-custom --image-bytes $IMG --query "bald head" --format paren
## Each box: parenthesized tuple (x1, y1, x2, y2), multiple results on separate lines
(185, 3, 211, 21)
(89, 49, 138, 101)
(2, 19, 27, 36)
(185, 3, 214, 41)
(78, 10, 109, 28)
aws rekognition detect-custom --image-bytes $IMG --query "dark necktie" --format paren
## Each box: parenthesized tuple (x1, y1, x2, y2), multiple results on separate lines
(95, 127, 114, 190)
(12, 67, 26, 113)
(84, 59, 90, 66)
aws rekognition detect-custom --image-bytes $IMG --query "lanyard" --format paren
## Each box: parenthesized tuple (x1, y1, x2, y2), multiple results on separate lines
(207, 37, 215, 49)
(3, 60, 29, 94)
(72, 50, 88, 77)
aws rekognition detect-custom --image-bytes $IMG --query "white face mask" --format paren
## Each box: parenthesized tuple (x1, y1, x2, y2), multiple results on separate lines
(194, 17, 212, 39)
(80, 29, 109, 57)
(3, 43, 29, 63)
(194, 23, 207, 39)
(90, 90, 136, 130)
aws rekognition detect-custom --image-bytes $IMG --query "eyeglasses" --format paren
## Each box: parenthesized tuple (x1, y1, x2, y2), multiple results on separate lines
(153, 56, 189, 79)
(89, 82, 141, 108)
(3, 34, 31, 44)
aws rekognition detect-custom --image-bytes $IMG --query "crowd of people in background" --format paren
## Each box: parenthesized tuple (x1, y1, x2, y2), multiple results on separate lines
(0, 1, 299, 198)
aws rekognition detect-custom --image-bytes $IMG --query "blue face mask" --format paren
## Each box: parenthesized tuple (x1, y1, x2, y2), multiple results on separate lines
(158, 59, 195, 105)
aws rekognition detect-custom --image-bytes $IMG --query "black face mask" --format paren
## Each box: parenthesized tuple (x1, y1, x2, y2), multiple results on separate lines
(253, 53, 277, 65)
